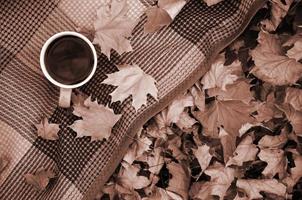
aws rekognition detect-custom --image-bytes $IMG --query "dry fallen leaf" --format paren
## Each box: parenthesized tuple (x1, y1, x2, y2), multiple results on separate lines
(258, 148, 287, 179)
(193, 99, 254, 138)
(70, 97, 121, 141)
(236, 179, 287, 199)
(251, 31, 302, 86)
(192, 144, 213, 172)
(284, 87, 302, 112)
(287, 40, 302, 61)
(261, 0, 294, 32)
(203, 0, 223, 6)
(35, 118, 60, 140)
(190, 163, 235, 200)
(201, 56, 241, 91)
(189, 83, 205, 111)
(137, 147, 164, 175)
(102, 64, 158, 111)
(144, 0, 186, 33)
(166, 94, 194, 123)
(282, 153, 302, 192)
(93, 0, 137, 59)
(123, 134, 152, 164)
(117, 162, 151, 190)
(208, 79, 253, 104)
(219, 128, 236, 163)
(277, 104, 302, 136)
(227, 135, 258, 167)
(258, 131, 288, 149)
(166, 162, 190, 200)
(24, 168, 56, 191)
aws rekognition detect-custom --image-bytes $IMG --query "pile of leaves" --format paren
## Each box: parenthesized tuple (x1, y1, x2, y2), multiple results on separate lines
(97, 0, 302, 199)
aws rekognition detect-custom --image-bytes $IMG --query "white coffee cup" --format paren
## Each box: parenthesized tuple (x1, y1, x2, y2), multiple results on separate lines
(40, 31, 97, 108)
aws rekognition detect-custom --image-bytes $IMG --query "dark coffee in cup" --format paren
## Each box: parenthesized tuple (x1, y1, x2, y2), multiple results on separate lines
(44, 36, 94, 85)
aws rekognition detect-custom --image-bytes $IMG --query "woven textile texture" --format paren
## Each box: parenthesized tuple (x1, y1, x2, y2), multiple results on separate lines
(0, 0, 264, 199)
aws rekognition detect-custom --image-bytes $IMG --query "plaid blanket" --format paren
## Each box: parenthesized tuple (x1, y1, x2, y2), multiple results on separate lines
(0, 0, 265, 199)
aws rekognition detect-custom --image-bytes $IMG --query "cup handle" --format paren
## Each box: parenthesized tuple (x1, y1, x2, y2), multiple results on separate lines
(59, 88, 72, 108)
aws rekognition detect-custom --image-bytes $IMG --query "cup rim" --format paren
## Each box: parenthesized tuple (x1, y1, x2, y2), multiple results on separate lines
(40, 31, 97, 89)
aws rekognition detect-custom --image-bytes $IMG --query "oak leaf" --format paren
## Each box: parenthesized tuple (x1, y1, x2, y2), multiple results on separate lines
(24, 168, 56, 191)
(102, 64, 158, 111)
(35, 118, 60, 140)
(201, 56, 241, 91)
(226, 135, 258, 167)
(93, 0, 137, 59)
(251, 31, 302, 85)
(258, 148, 287, 179)
(144, 0, 186, 33)
(236, 179, 287, 199)
(70, 97, 121, 141)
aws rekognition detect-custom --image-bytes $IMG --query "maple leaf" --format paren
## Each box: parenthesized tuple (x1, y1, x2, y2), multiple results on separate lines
(284, 87, 302, 112)
(93, 0, 137, 59)
(166, 162, 190, 200)
(277, 104, 302, 136)
(226, 135, 258, 167)
(258, 148, 287, 179)
(69, 97, 122, 141)
(102, 64, 158, 111)
(251, 31, 302, 85)
(208, 79, 253, 104)
(192, 144, 213, 172)
(117, 162, 151, 190)
(236, 179, 287, 199)
(193, 99, 255, 138)
(282, 153, 302, 192)
(190, 163, 235, 200)
(201, 55, 241, 91)
(261, 0, 294, 32)
(203, 0, 223, 6)
(35, 118, 60, 140)
(258, 131, 288, 149)
(24, 168, 56, 191)
(144, 0, 186, 33)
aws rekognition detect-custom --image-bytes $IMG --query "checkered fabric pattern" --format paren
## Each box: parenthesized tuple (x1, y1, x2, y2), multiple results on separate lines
(0, 0, 264, 199)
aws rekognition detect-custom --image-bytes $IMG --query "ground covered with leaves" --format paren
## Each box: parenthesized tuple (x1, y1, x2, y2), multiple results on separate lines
(98, 1, 302, 199)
